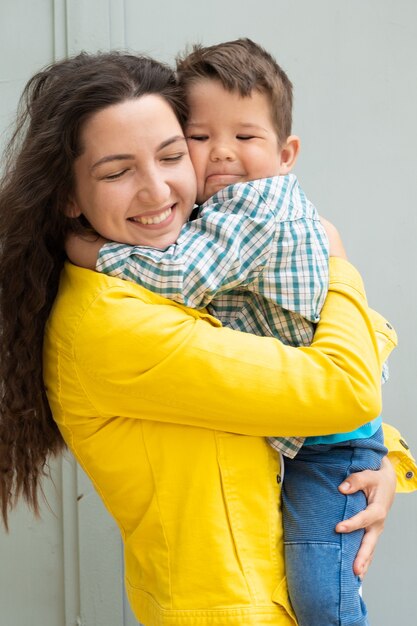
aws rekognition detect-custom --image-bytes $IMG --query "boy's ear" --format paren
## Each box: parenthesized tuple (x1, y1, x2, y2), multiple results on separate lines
(65, 197, 82, 218)
(279, 135, 300, 174)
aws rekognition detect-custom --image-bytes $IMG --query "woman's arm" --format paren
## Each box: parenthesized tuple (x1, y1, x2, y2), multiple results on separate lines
(65, 256, 383, 437)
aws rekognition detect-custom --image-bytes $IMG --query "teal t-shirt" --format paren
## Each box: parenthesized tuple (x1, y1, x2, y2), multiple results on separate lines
(304, 416, 382, 446)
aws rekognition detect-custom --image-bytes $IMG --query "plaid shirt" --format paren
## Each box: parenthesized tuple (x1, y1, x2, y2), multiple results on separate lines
(97, 175, 329, 457)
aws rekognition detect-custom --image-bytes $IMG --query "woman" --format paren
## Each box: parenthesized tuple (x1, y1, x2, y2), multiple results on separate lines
(0, 51, 413, 625)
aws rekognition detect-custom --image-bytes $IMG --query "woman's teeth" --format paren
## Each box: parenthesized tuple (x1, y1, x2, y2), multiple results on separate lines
(131, 207, 172, 225)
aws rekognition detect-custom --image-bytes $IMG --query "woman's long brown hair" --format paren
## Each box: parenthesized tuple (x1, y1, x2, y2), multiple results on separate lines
(0, 51, 188, 529)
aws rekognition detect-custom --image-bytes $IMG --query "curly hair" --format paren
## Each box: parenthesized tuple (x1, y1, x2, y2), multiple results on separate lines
(0, 51, 187, 528)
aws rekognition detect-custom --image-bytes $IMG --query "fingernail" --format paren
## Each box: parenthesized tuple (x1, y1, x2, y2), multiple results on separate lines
(340, 481, 351, 492)
(338, 524, 347, 532)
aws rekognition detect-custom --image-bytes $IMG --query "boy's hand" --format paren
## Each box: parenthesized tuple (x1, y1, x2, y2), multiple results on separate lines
(336, 456, 396, 578)
(320, 217, 348, 259)
(66, 233, 109, 270)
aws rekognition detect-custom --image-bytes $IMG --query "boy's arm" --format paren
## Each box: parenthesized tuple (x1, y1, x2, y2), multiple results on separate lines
(66, 233, 108, 269)
(96, 182, 277, 308)
(248, 181, 330, 324)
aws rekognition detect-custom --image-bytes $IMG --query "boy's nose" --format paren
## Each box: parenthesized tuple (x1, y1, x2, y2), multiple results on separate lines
(210, 144, 235, 162)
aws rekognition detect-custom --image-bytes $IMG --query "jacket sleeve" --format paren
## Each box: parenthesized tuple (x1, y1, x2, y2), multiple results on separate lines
(71, 257, 384, 437)
(383, 423, 417, 493)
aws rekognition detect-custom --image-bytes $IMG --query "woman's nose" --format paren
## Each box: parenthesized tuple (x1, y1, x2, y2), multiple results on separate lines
(136, 172, 170, 205)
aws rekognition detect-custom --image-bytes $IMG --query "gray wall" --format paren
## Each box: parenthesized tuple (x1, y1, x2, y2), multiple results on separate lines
(1, 0, 416, 624)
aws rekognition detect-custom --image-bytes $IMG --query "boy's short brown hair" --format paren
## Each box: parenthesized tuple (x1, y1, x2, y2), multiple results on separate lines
(176, 38, 293, 145)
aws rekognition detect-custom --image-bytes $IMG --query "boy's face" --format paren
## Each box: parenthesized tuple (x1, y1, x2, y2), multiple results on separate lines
(186, 79, 288, 204)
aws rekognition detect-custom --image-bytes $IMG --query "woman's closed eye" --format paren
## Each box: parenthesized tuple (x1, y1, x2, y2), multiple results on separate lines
(161, 152, 186, 163)
(102, 168, 129, 181)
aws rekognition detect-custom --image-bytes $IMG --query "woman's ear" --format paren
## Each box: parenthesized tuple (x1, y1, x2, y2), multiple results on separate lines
(278, 135, 301, 174)
(65, 197, 82, 218)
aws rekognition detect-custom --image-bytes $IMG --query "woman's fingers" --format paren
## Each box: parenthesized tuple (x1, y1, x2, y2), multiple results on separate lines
(339, 468, 380, 496)
(335, 458, 396, 578)
(352, 525, 380, 577)
(336, 502, 385, 578)
(335, 502, 385, 534)
(339, 460, 396, 507)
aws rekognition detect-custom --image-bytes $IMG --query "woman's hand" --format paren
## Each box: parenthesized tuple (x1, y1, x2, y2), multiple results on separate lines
(320, 216, 348, 260)
(336, 456, 396, 577)
(66, 232, 109, 269)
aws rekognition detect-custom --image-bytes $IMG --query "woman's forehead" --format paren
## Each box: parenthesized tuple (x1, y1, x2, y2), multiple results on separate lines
(79, 96, 183, 155)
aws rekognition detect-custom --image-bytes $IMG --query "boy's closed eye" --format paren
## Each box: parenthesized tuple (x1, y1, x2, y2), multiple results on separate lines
(187, 135, 208, 141)
(187, 135, 257, 141)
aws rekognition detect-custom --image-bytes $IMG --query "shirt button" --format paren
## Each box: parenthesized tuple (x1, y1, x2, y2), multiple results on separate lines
(400, 438, 409, 450)
(386, 322, 393, 329)
(276, 474, 282, 484)
(405, 471, 414, 480)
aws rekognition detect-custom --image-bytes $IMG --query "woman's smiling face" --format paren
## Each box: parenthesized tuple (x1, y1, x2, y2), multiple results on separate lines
(69, 95, 197, 249)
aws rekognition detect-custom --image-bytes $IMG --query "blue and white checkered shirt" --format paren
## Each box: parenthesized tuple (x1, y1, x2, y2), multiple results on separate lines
(97, 175, 329, 457)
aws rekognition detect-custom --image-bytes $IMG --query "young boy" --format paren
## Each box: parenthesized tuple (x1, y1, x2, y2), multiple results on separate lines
(69, 39, 388, 625)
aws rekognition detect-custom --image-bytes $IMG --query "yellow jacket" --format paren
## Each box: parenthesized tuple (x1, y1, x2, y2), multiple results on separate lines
(43, 257, 416, 626)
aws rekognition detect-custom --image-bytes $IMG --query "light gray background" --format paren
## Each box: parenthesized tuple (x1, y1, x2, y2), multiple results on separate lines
(1, 1, 416, 624)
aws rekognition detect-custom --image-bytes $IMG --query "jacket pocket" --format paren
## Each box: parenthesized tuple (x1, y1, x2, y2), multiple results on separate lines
(216, 432, 287, 605)
(271, 576, 297, 624)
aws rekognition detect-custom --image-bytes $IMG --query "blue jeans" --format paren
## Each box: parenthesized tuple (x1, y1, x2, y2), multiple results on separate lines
(282, 428, 386, 626)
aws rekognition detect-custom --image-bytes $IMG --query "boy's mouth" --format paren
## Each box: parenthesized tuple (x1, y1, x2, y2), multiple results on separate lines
(206, 173, 243, 185)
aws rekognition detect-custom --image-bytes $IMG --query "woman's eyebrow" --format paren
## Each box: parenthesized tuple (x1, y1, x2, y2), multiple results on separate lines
(157, 135, 187, 150)
(91, 154, 134, 170)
